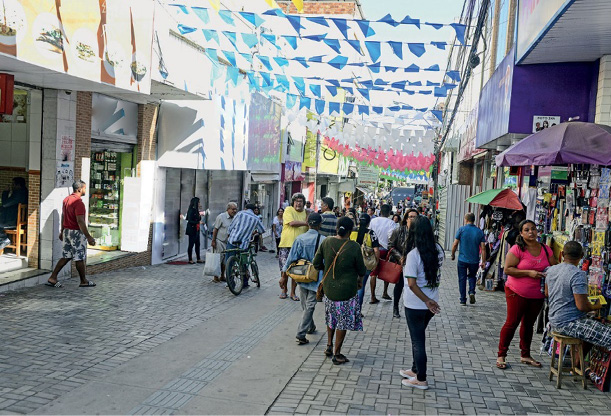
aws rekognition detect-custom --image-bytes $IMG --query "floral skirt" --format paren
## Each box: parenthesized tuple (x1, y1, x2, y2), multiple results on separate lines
(324, 294, 363, 331)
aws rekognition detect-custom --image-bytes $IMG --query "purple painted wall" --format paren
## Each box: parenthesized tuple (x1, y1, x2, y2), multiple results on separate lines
(508, 61, 598, 133)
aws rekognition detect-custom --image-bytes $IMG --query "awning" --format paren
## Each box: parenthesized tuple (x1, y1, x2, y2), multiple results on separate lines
(251, 173, 280, 183)
(356, 186, 374, 195)
(466, 188, 523, 211)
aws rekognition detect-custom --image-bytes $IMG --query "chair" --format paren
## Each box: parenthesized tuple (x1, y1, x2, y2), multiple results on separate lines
(549, 331, 586, 389)
(3, 203, 28, 257)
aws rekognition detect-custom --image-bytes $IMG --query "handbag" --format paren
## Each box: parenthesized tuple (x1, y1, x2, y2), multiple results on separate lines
(316, 240, 349, 301)
(286, 235, 321, 284)
(361, 244, 378, 271)
(203, 250, 221, 276)
(376, 250, 402, 284)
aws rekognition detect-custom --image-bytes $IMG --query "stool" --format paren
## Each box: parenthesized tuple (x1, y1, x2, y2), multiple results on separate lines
(549, 332, 586, 389)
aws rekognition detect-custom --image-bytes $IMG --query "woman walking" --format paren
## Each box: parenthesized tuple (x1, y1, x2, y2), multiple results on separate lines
(400, 216, 444, 390)
(350, 213, 380, 312)
(496, 220, 556, 369)
(272, 208, 284, 258)
(313, 217, 367, 365)
(185, 197, 203, 264)
(388, 209, 419, 318)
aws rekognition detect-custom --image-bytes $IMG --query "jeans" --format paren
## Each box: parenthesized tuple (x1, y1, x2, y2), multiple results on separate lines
(498, 286, 544, 358)
(297, 286, 317, 338)
(457, 261, 478, 303)
(357, 271, 371, 309)
(393, 274, 404, 310)
(405, 307, 435, 382)
(187, 232, 200, 262)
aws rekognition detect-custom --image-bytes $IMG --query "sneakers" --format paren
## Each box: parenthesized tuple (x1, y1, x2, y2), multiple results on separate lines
(399, 369, 417, 379)
(470, 294, 476, 304)
(460, 302, 467, 306)
(401, 378, 429, 390)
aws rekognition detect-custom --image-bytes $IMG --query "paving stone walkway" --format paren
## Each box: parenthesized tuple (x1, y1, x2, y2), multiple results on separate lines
(0, 251, 610, 415)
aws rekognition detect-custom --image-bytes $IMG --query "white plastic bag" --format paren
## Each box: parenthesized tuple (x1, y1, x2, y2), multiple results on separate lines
(203, 250, 221, 276)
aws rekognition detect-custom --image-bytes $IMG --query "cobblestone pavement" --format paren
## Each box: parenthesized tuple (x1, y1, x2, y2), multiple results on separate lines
(1, 251, 610, 415)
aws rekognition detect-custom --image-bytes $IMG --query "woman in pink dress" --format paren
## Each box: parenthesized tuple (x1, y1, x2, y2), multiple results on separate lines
(496, 220, 557, 369)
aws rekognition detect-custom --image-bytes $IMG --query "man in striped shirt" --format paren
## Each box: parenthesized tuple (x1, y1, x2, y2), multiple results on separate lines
(227, 203, 265, 251)
(319, 197, 338, 237)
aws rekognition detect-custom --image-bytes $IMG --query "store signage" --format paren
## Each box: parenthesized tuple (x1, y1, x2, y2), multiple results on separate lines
(516, 0, 570, 62)
(476, 51, 514, 148)
(532, 115, 560, 133)
(357, 164, 379, 188)
(0, 1, 154, 94)
(55, 134, 75, 188)
(248, 93, 282, 173)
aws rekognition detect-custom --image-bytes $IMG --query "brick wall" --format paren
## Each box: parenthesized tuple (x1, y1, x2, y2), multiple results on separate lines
(75, 92, 92, 181)
(277, 1, 357, 15)
(136, 104, 158, 176)
(27, 172, 40, 268)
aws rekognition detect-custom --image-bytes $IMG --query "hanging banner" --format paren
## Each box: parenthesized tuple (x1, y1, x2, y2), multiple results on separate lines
(0, 0, 154, 94)
(357, 164, 379, 188)
(247, 93, 281, 172)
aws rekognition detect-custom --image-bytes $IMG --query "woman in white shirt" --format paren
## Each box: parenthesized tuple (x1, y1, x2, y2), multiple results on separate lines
(400, 216, 444, 390)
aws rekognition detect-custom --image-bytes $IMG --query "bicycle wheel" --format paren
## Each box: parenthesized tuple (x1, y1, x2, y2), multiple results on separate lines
(250, 261, 260, 287)
(226, 256, 244, 295)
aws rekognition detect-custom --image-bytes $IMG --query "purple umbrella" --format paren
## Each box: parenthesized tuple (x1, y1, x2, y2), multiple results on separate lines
(496, 122, 611, 167)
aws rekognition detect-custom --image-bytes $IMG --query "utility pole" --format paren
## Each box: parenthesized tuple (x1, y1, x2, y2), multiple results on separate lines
(313, 129, 321, 207)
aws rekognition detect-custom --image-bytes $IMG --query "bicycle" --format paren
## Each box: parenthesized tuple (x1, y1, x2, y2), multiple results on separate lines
(224, 241, 260, 295)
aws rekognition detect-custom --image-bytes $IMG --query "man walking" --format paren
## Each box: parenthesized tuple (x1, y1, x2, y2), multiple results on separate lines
(319, 197, 338, 237)
(226, 203, 265, 287)
(46, 180, 96, 288)
(368, 204, 398, 303)
(211, 202, 238, 282)
(451, 212, 486, 305)
(283, 213, 325, 344)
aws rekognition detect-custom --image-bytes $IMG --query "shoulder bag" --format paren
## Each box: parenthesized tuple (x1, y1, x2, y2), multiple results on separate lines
(361, 233, 379, 271)
(316, 239, 350, 301)
(286, 235, 322, 284)
(376, 250, 402, 284)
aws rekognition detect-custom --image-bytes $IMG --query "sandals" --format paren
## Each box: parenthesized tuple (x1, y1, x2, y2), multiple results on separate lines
(324, 344, 333, 357)
(45, 280, 62, 288)
(290, 295, 300, 301)
(520, 357, 542, 368)
(79, 281, 96, 287)
(332, 354, 350, 365)
(496, 358, 509, 370)
(188, 261, 195, 264)
(196, 259, 204, 263)
(279, 292, 288, 299)
(369, 298, 380, 304)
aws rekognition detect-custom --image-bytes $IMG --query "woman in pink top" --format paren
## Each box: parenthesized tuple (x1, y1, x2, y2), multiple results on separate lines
(496, 220, 557, 369)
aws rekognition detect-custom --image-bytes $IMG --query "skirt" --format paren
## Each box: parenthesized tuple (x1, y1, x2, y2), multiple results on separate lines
(324, 294, 363, 331)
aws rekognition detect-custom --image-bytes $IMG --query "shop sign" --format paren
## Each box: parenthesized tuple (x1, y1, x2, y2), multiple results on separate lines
(284, 161, 304, 182)
(476, 50, 514, 148)
(357, 164, 379, 188)
(92, 93, 138, 140)
(532, 115, 560, 133)
(55, 132, 74, 187)
(248, 93, 282, 173)
(0, 1, 154, 94)
(516, 0, 570, 62)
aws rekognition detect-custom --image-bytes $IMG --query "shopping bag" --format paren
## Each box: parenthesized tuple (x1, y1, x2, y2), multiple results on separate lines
(203, 250, 221, 276)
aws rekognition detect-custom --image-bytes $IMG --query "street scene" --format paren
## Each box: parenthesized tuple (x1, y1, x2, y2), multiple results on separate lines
(1, 0, 611, 415)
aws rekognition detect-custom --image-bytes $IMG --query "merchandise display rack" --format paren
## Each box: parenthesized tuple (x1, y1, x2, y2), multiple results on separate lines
(89, 150, 120, 250)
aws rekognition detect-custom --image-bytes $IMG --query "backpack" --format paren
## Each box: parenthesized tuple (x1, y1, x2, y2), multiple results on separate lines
(286, 235, 321, 284)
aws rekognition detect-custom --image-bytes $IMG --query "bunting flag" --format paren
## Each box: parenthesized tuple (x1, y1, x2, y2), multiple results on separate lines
(191, 7, 210, 24)
(239, 11, 265, 27)
(365, 41, 381, 63)
(241, 33, 258, 48)
(218, 10, 234, 25)
(388, 41, 403, 59)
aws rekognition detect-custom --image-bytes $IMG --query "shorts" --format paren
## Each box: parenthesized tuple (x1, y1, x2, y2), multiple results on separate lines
(278, 247, 290, 271)
(62, 229, 87, 261)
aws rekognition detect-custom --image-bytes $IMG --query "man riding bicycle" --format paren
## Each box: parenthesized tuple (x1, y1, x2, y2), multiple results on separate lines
(226, 203, 265, 287)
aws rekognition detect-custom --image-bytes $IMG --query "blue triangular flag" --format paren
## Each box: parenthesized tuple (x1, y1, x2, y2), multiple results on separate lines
(218, 10, 235, 26)
(425, 22, 443, 30)
(222, 50, 236, 67)
(169, 4, 188, 14)
(310, 84, 322, 98)
(315, 99, 326, 115)
(328, 55, 348, 70)
(358, 105, 369, 115)
(260, 72, 272, 86)
(273, 57, 289, 67)
(405, 90, 415, 95)
(299, 96, 311, 110)
(356, 20, 375, 38)
(177, 24, 197, 35)
(323, 39, 342, 54)
(204, 48, 219, 64)
(326, 85, 338, 96)
(327, 79, 340, 87)
(222, 31, 239, 50)
(419, 90, 432, 95)
(238, 11, 265, 28)
(292, 76, 306, 96)
(346, 39, 362, 54)
(329, 102, 340, 114)
(294, 57, 309, 68)
(431, 110, 443, 122)
(365, 41, 381, 62)
(191, 7, 210, 24)
(425, 64, 440, 71)
(378, 13, 399, 27)
(388, 106, 400, 112)
(343, 103, 354, 114)
(257, 55, 274, 71)
(446, 70, 461, 82)
(400, 15, 420, 28)
(286, 15, 303, 35)
(261, 33, 280, 49)
(408, 43, 426, 57)
(372, 106, 383, 114)
(240, 52, 253, 63)
(450, 23, 467, 45)
(368, 62, 381, 73)
(241, 33, 258, 49)
(309, 55, 324, 63)
(357, 88, 370, 101)
(388, 41, 403, 59)
(409, 81, 422, 86)
(405, 64, 420, 72)
(306, 16, 329, 27)
(247, 72, 260, 91)
(286, 94, 297, 109)
(391, 81, 406, 90)
(262, 8, 285, 17)
(344, 86, 353, 94)
(331, 18, 349, 39)
(385, 66, 398, 72)
(283, 35, 298, 50)
(434, 86, 447, 97)
(226, 66, 239, 86)
(360, 80, 373, 88)
(374, 79, 388, 86)
(431, 41, 446, 50)
(275, 74, 290, 91)
(427, 81, 440, 86)
(202, 29, 220, 44)
(445, 83, 457, 89)
(304, 34, 326, 41)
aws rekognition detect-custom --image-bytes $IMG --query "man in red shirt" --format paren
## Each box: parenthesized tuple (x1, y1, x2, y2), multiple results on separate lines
(47, 180, 96, 288)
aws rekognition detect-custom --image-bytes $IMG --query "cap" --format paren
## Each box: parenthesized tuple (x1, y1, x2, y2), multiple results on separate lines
(308, 212, 323, 225)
